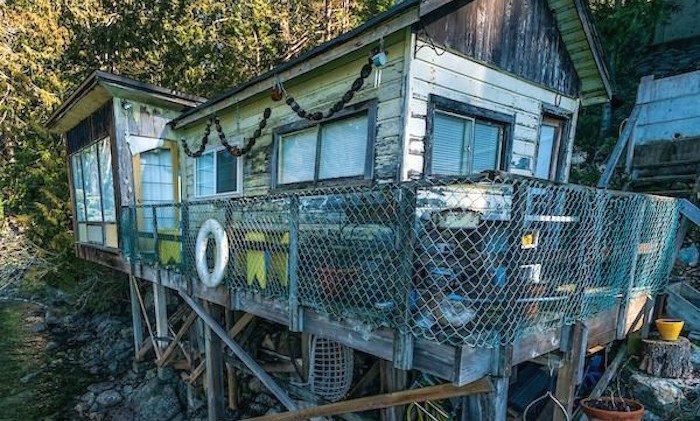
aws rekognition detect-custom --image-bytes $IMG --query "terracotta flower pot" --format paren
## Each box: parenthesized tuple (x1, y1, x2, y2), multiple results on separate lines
(580, 397, 644, 421)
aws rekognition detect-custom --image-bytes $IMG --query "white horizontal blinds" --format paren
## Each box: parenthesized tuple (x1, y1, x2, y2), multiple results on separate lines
(216, 150, 237, 194)
(71, 154, 86, 222)
(98, 138, 116, 223)
(472, 122, 501, 173)
(141, 149, 175, 231)
(535, 124, 557, 179)
(81, 143, 103, 222)
(432, 111, 471, 175)
(279, 127, 317, 184)
(319, 114, 368, 179)
(195, 152, 215, 197)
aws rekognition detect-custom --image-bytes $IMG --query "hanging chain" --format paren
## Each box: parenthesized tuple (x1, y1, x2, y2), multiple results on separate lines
(180, 119, 213, 158)
(219, 107, 272, 157)
(184, 46, 382, 158)
(281, 54, 376, 121)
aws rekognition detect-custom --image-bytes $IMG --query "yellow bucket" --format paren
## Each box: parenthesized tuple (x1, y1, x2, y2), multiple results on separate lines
(655, 318, 684, 341)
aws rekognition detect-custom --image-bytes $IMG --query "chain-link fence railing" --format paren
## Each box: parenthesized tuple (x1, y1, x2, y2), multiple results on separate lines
(120, 173, 680, 348)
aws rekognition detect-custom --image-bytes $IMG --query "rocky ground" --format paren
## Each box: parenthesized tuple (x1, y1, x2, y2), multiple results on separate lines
(9, 288, 209, 421)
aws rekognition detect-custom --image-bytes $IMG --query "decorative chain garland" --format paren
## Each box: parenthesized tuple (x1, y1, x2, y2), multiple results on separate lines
(182, 47, 381, 158)
(181, 108, 272, 158)
(280, 56, 375, 121)
(219, 107, 272, 157)
(181, 119, 212, 158)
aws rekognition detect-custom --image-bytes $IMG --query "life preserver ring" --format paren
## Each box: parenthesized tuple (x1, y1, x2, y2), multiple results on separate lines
(195, 219, 229, 288)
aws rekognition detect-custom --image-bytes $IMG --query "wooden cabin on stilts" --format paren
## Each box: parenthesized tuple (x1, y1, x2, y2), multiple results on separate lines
(45, 0, 692, 419)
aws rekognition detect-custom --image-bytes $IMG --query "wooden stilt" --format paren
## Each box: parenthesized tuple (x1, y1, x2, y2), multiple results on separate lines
(131, 277, 162, 360)
(153, 283, 169, 351)
(489, 377, 510, 421)
(129, 275, 144, 361)
(225, 309, 239, 411)
(554, 322, 588, 421)
(379, 359, 408, 421)
(204, 302, 225, 421)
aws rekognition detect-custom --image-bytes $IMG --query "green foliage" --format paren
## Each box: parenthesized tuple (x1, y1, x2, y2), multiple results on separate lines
(571, 0, 674, 186)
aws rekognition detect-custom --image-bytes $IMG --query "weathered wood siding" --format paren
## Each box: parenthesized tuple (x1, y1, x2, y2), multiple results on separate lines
(112, 98, 182, 207)
(403, 39, 580, 179)
(178, 31, 407, 199)
(634, 71, 700, 145)
(423, 0, 580, 97)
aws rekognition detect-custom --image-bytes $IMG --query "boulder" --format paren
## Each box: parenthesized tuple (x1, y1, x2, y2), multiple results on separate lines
(96, 389, 123, 408)
(628, 370, 700, 414)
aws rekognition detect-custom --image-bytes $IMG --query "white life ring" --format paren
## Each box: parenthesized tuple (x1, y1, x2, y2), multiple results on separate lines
(195, 219, 229, 288)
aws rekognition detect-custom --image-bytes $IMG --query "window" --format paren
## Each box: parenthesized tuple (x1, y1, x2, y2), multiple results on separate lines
(140, 148, 176, 231)
(70, 137, 118, 248)
(430, 110, 505, 176)
(195, 148, 241, 197)
(276, 112, 372, 186)
(535, 117, 565, 180)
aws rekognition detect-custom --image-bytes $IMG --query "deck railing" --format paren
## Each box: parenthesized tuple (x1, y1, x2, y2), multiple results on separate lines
(120, 173, 680, 348)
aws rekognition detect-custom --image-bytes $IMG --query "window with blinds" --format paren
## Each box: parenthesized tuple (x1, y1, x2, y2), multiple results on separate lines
(431, 110, 503, 176)
(277, 113, 370, 186)
(195, 149, 241, 197)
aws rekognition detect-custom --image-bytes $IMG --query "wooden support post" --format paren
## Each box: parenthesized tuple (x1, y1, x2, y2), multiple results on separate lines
(129, 275, 144, 361)
(489, 377, 509, 421)
(379, 359, 408, 421)
(598, 105, 642, 188)
(225, 309, 239, 411)
(204, 302, 225, 421)
(180, 291, 298, 411)
(554, 323, 588, 421)
(288, 196, 302, 332)
(153, 283, 168, 351)
(617, 202, 646, 340)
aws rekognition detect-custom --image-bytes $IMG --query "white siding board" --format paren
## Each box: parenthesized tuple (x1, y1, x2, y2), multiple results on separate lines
(404, 41, 578, 179)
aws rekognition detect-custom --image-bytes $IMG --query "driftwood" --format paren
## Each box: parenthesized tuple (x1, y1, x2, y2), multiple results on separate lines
(639, 337, 693, 379)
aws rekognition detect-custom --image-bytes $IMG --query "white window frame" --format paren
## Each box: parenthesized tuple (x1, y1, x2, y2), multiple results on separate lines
(193, 145, 243, 199)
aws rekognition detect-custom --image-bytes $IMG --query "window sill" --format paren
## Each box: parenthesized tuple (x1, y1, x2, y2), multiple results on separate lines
(271, 177, 373, 194)
(75, 242, 121, 254)
(190, 191, 244, 202)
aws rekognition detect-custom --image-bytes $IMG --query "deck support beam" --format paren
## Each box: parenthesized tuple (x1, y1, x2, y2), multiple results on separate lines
(153, 282, 168, 351)
(379, 359, 408, 421)
(179, 291, 298, 411)
(204, 302, 225, 421)
(129, 275, 144, 361)
(554, 322, 588, 421)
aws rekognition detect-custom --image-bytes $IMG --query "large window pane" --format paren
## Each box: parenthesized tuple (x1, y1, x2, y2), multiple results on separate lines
(318, 115, 368, 179)
(279, 128, 317, 184)
(71, 154, 86, 222)
(216, 150, 238, 193)
(81, 144, 103, 222)
(99, 138, 116, 222)
(472, 122, 501, 173)
(432, 112, 470, 176)
(195, 152, 215, 196)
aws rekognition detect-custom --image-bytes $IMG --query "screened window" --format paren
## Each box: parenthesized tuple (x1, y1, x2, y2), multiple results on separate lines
(431, 110, 504, 176)
(195, 149, 240, 197)
(277, 113, 370, 186)
(70, 137, 118, 248)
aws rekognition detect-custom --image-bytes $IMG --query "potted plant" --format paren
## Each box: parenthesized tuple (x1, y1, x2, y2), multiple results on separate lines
(580, 396, 644, 421)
